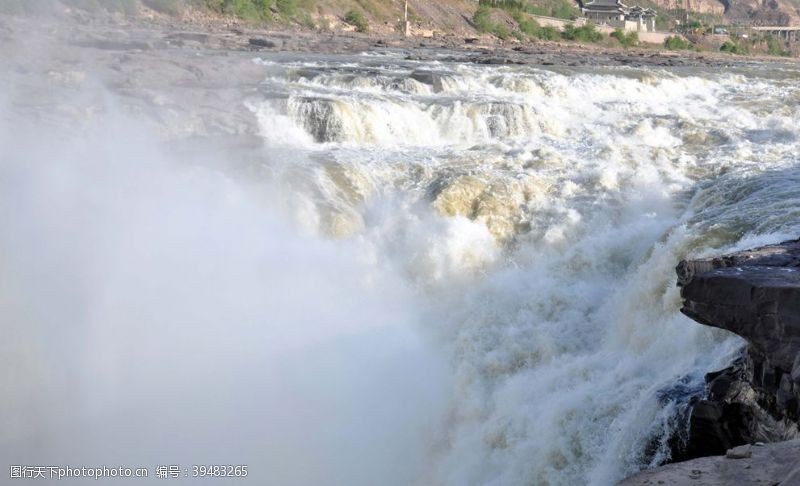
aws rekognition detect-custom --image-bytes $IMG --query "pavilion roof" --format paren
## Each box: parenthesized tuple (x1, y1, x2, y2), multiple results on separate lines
(582, 0, 628, 8)
(628, 5, 657, 16)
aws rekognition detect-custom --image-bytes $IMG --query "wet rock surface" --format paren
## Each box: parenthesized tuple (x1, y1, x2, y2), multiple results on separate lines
(624, 240, 800, 484)
(678, 239, 800, 372)
(675, 240, 800, 459)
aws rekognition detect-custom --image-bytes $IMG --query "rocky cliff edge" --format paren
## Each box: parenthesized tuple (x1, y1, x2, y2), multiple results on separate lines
(622, 239, 800, 485)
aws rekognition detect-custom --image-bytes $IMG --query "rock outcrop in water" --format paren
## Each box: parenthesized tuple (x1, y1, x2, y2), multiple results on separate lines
(674, 239, 800, 460)
(624, 239, 800, 484)
(677, 239, 800, 374)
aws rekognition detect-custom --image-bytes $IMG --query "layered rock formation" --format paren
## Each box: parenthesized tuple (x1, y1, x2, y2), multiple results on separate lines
(673, 239, 800, 460)
(678, 239, 800, 373)
(722, 0, 800, 26)
(651, 0, 726, 16)
(623, 239, 800, 484)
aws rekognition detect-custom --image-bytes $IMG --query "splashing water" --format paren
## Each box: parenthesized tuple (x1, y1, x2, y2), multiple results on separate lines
(251, 57, 800, 485)
(3, 48, 800, 486)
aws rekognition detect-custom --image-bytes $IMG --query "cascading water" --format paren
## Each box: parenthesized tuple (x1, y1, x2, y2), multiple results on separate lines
(249, 56, 800, 485)
(3, 43, 800, 486)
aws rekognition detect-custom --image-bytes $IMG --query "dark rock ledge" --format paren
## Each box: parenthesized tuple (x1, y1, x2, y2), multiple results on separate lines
(622, 239, 800, 485)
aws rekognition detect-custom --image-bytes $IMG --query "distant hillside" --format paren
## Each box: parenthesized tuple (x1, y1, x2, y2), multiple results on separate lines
(3, 0, 798, 35)
(649, 0, 724, 15)
(723, 0, 800, 25)
(652, 0, 800, 25)
(193, 0, 800, 27)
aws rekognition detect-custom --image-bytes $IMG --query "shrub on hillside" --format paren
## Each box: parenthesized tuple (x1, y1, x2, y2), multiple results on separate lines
(276, 0, 297, 16)
(473, 5, 494, 32)
(765, 35, 790, 56)
(299, 11, 316, 29)
(478, 0, 526, 9)
(492, 23, 511, 40)
(201, 0, 273, 21)
(473, 6, 511, 40)
(509, 11, 564, 42)
(611, 28, 638, 48)
(479, 0, 577, 20)
(524, 4, 548, 16)
(561, 23, 602, 42)
(512, 11, 539, 37)
(550, 1, 578, 19)
(663, 35, 692, 50)
(345, 9, 369, 32)
(537, 25, 560, 40)
(720, 40, 748, 55)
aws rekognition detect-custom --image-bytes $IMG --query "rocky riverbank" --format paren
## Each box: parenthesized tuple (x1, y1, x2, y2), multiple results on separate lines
(622, 239, 800, 485)
(620, 439, 800, 485)
(0, 7, 795, 72)
(3, 4, 791, 153)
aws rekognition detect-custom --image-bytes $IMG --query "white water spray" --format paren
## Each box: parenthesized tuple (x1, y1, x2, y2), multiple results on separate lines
(2, 37, 800, 486)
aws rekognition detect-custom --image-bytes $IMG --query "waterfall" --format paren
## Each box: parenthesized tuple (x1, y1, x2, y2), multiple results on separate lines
(251, 58, 800, 484)
(3, 49, 800, 486)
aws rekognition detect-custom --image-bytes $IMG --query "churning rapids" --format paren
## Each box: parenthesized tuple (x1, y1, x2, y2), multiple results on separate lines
(2, 41, 800, 486)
